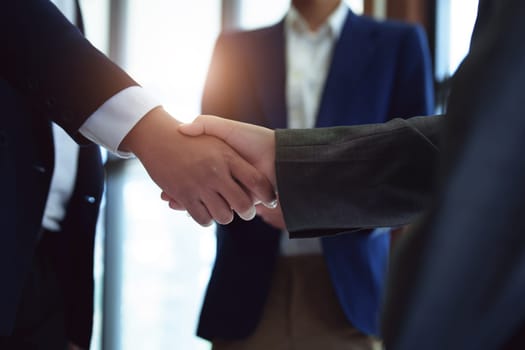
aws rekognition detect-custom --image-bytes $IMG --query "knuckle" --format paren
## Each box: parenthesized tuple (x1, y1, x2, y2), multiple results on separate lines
(222, 151, 236, 166)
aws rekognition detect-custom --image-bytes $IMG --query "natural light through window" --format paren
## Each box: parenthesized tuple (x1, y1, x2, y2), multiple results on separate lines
(118, 1, 221, 349)
(125, 0, 221, 122)
(448, 0, 479, 74)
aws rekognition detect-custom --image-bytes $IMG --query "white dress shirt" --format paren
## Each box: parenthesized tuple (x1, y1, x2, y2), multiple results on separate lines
(43, 0, 160, 231)
(280, 2, 348, 255)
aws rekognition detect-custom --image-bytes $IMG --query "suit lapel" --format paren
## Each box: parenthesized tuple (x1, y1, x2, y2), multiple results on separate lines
(253, 21, 287, 129)
(316, 11, 376, 127)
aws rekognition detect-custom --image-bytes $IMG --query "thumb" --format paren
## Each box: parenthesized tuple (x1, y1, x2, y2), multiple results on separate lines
(179, 115, 256, 159)
(178, 117, 205, 136)
(179, 114, 235, 139)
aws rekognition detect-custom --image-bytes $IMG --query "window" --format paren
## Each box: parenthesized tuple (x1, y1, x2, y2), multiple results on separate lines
(93, 1, 222, 349)
(448, 0, 479, 75)
(435, 0, 479, 79)
(434, 0, 479, 111)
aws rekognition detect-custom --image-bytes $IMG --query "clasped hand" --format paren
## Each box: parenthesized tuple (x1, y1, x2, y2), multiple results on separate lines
(165, 114, 279, 226)
(124, 109, 278, 226)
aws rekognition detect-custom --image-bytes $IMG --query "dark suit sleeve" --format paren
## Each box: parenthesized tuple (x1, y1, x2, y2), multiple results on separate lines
(0, 0, 137, 139)
(381, 0, 525, 349)
(276, 115, 442, 238)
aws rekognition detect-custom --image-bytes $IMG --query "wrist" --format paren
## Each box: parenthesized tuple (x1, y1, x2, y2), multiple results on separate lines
(119, 107, 181, 156)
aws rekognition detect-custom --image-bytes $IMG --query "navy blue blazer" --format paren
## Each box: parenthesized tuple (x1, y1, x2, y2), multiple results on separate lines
(0, 0, 136, 346)
(197, 9, 434, 340)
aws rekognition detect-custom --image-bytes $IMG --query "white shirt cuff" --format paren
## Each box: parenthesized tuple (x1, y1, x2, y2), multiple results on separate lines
(79, 86, 161, 158)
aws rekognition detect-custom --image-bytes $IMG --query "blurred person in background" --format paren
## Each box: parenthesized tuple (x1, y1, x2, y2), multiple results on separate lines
(179, 0, 525, 348)
(195, 0, 434, 349)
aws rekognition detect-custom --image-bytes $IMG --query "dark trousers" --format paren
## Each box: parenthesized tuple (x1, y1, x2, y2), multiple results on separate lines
(0, 233, 67, 350)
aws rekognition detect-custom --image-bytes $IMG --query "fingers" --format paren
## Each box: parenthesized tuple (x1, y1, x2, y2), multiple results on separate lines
(160, 191, 233, 226)
(161, 185, 258, 223)
(237, 206, 256, 221)
(181, 115, 278, 204)
(201, 174, 257, 222)
(159, 125, 275, 224)
(228, 153, 277, 207)
(161, 185, 256, 224)
(143, 112, 275, 226)
(255, 201, 286, 230)
(185, 200, 213, 227)
(200, 191, 234, 225)
(262, 198, 279, 209)
(161, 191, 185, 210)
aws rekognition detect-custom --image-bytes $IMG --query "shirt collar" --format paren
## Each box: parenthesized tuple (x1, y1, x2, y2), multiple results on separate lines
(285, 1, 348, 40)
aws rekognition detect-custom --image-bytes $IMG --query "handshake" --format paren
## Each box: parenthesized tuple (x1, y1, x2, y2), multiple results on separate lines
(121, 108, 438, 231)
(122, 111, 282, 227)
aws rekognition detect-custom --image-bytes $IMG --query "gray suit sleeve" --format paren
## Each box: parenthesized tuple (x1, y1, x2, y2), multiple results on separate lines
(275, 115, 443, 238)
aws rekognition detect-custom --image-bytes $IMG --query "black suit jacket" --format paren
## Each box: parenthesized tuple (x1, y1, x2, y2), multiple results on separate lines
(276, 0, 525, 348)
(0, 0, 137, 346)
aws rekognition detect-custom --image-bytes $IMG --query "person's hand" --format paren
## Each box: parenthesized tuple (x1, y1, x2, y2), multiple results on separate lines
(119, 108, 276, 226)
(256, 200, 286, 230)
(178, 115, 277, 186)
